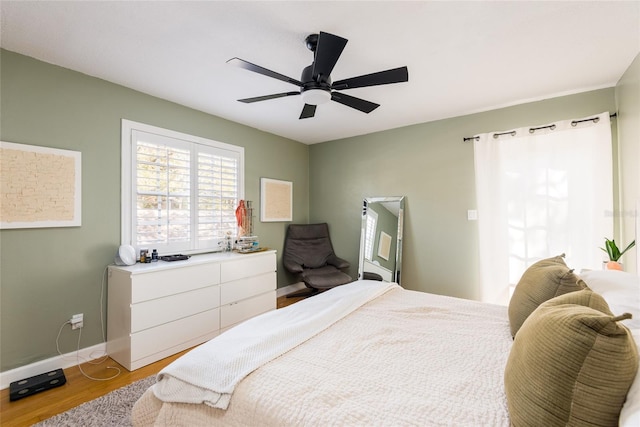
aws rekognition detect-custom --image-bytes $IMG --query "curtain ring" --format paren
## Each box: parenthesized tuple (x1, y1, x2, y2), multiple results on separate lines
(571, 117, 600, 127)
(493, 131, 516, 139)
(529, 124, 556, 133)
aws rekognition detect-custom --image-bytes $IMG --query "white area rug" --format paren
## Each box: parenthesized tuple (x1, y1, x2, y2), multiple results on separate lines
(34, 375, 155, 426)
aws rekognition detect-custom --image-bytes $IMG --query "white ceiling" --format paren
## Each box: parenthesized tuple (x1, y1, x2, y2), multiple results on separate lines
(1, 1, 639, 144)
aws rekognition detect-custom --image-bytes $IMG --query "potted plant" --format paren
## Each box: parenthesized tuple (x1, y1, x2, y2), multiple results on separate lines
(600, 238, 636, 270)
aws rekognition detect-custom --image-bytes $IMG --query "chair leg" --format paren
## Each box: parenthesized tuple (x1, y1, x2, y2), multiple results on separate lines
(286, 287, 319, 298)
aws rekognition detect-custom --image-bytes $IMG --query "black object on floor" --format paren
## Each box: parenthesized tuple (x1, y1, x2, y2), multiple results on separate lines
(9, 369, 67, 401)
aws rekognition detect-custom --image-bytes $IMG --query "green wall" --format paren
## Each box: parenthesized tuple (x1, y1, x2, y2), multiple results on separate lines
(0, 50, 309, 371)
(615, 53, 640, 274)
(310, 89, 618, 299)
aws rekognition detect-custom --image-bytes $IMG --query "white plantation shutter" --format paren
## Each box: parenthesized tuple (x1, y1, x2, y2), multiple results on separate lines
(196, 150, 240, 247)
(122, 120, 244, 255)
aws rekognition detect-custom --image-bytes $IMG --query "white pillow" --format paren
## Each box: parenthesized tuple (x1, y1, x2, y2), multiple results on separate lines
(620, 328, 640, 427)
(579, 269, 640, 329)
(580, 270, 640, 427)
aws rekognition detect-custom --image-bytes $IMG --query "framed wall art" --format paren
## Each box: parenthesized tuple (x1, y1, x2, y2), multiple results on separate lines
(260, 178, 292, 222)
(1, 141, 82, 229)
(378, 231, 392, 261)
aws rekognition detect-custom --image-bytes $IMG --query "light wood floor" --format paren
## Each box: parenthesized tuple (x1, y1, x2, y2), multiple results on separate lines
(0, 294, 306, 427)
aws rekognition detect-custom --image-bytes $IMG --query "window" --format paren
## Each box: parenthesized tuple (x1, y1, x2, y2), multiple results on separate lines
(121, 120, 244, 255)
(364, 209, 378, 260)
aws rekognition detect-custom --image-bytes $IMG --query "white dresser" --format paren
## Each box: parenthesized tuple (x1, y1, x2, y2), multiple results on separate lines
(107, 250, 277, 371)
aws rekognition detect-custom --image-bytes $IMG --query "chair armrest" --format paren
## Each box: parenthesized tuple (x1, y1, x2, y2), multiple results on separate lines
(327, 255, 350, 270)
(284, 259, 304, 273)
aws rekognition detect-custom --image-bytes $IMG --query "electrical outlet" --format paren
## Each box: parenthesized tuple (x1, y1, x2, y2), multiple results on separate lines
(71, 313, 83, 330)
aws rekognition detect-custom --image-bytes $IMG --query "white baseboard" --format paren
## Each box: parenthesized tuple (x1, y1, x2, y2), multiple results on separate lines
(0, 343, 107, 390)
(276, 282, 307, 298)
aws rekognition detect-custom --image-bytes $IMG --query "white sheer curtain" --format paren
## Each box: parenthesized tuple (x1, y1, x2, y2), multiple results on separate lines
(473, 112, 613, 305)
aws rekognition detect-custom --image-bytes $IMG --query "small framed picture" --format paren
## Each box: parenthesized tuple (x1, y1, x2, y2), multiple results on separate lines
(378, 231, 392, 261)
(260, 178, 292, 222)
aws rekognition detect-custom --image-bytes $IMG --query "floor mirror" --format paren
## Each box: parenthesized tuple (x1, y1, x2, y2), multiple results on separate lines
(358, 196, 405, 284)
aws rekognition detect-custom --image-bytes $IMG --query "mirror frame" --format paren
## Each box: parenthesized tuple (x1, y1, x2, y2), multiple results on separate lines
(358, 196, 405, 284)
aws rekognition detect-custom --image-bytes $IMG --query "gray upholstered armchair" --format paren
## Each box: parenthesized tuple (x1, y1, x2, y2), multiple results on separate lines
(283, 223, 352, 297)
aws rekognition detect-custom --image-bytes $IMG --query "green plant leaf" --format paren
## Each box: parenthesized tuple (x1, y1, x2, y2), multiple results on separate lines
(618, 240, 636, 258)
(610, 240, 621, 260)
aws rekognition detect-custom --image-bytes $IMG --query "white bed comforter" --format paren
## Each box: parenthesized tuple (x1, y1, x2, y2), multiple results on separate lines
(154, 280, 398, 409)
(133, 282, 512, 426)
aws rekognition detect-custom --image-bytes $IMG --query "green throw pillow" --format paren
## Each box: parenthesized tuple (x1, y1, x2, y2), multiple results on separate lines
(508, 254, 585, 337)
(505, 289, 638, 427)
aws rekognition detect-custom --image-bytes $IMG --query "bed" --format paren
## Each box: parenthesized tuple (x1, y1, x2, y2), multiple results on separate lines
(132, 260, 640, 427)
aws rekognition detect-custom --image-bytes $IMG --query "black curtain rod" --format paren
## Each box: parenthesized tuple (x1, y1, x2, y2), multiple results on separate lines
(463, 112, 617, 142)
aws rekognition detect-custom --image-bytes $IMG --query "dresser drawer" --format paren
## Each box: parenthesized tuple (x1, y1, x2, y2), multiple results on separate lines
(220, 252, 276, 283)
(130, 308, 219, 362)
(131, 285, 220, 333)
(220, 290, 276, 329)
(220, 271, 276, 305)
(131, 263, 220, 303)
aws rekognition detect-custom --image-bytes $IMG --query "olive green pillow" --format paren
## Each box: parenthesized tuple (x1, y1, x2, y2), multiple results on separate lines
(508, 254, 585, 337)
(505, 290, 638, 427)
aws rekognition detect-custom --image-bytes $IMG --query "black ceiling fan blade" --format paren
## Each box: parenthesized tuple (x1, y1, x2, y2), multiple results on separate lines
(227, 58, 303, 87)
(299, 104, 317, 119)
(238, 92, 300, 103)
(332, 66, 408, 90)
(331, 92, 379, 113)
(311, 32, 348, 80)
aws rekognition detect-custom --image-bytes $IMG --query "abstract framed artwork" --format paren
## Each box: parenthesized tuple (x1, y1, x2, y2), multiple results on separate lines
(0, 141, 82, 229)
(260, 177, 292, 222)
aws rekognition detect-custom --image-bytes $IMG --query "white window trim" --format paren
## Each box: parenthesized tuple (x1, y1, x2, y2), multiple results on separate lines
(121, 119, 244, 253)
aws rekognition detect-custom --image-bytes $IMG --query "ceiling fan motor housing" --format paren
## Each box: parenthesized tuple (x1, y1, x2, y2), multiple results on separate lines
(301, 64, 332, 105)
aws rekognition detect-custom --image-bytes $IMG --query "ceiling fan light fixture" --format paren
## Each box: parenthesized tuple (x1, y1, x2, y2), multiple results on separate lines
(301, 88, 331, 105)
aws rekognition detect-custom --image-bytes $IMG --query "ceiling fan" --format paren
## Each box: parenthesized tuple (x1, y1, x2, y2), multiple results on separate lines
(227, 31, 409, 119)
